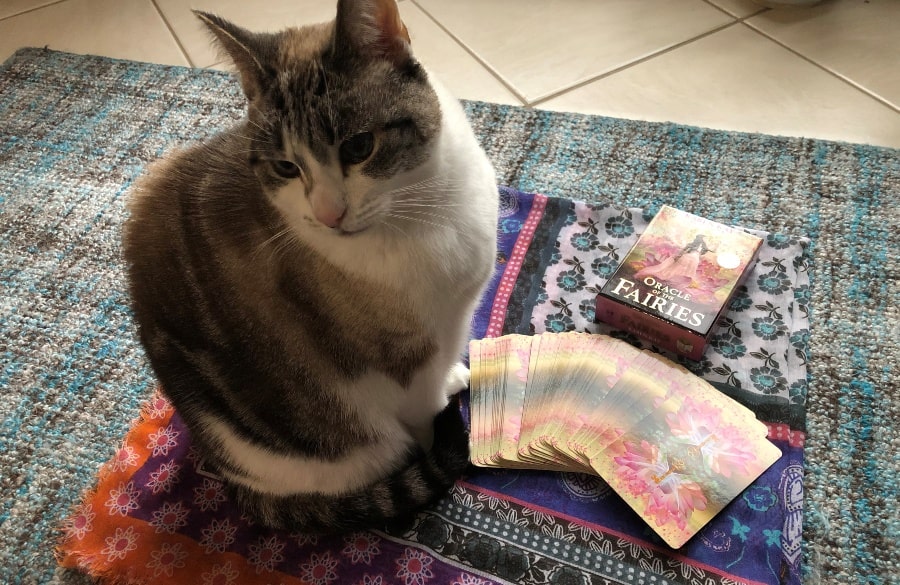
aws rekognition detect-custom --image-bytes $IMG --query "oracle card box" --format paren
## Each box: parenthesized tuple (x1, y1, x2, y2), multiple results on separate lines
(596, 206, 762, 360)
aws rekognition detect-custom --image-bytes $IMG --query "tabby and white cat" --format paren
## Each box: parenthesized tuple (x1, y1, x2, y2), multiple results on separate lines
(123, 0, 498, 532)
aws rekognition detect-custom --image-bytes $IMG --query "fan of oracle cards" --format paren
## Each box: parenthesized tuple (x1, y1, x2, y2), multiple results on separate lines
(467, 332, 782, 548)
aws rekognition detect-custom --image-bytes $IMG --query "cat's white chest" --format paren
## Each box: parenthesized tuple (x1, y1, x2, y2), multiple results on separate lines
(298, 94, 498, 324)
(279, 73, 498, 442)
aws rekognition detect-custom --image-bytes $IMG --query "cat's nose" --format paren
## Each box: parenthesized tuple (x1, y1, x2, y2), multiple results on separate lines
(310, 193, 347, 228)
(321, 209, 346, 229)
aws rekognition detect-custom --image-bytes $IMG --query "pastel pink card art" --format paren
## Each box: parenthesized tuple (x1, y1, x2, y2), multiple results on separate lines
(591, 391, 781, 548)
(467, 332, 782, 548)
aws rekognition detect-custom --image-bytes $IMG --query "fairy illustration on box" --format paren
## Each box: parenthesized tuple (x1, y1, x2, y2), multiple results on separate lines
(635, 234, 714, 282)
(609, 206, 762, 312)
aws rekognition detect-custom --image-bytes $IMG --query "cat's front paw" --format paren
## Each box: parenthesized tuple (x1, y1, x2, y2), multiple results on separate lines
(443, 362, 470, 397)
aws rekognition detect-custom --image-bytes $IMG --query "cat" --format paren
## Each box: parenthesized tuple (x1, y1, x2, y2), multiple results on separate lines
(122, 0, 499, 532)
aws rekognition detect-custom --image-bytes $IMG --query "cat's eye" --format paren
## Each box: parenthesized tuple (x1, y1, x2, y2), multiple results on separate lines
(339, 132, 375, 166)
(270, 159, 301, 179)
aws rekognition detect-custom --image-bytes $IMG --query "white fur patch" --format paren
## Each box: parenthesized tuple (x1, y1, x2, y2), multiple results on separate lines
(444, 362, 470, 396)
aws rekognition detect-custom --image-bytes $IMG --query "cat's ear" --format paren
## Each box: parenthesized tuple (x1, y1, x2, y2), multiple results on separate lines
(334, 0, 413, 68)
(194, 11, 273, 101)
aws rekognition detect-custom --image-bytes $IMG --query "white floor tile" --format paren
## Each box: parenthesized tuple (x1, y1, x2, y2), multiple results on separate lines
(0, 0, 187, 65)
(155, 0, 338, 68)
(414, 0, 733, 103)
(0, 0, 62, 21)
(399, 3, 521, 105)
(747, 0, 900, 110)
(1, 0, 897, 149)
(172, 0, 519, 105)
(539, 24, 900, 148)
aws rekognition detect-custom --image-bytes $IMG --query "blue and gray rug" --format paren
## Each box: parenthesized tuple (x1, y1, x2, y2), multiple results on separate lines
(1, 48, 897, 584)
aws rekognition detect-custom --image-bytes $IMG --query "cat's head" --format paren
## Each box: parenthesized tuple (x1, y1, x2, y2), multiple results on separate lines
(197, 0, 441, 235)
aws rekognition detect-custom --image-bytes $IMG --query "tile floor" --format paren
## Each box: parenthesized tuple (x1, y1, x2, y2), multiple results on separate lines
(0, 0, 898, 148)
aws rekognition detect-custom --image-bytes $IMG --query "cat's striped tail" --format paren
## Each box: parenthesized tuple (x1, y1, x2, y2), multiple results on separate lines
(231, 396, 471, 533)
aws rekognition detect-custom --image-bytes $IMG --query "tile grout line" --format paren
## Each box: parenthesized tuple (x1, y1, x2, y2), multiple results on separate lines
(528, 19, 745, 109)
(741, 21, 900, 115)
(409, 0, 528, 106)
(0, 0, 70, 23)
(408, 2, 768, 110)
(535, 7, 899, 116)
(149, 0, 195, 68)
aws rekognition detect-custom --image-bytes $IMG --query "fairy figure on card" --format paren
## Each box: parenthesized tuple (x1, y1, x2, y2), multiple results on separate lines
(635, 234, 715, 282)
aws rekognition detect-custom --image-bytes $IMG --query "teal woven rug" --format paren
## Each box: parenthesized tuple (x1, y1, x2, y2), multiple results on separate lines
(1, 48, 897, 584)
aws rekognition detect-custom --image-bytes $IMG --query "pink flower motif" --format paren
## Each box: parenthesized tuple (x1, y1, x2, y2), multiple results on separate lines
(202, 561, 240, 585)
(396, 548, 434, 585)
(146, 542, 188, 577)
(193, 478, 228, 512)
(666, 396, 721, 438)
(239, 510, 257, 526)
(63, 503, 95, 540)
(101, 526, 139, 562)
(614, 440, 707, 530)
(292, 532, 319, 546)
(145, 394, 174, 419)
(300, 551, 340, 585)
(666, 397, 758, 477)
(109, 445, 139, 472)
(623, 475, 647, 496)
(342, 532, 381, 565)
(247, 535, 285, 574)
(104, 481, 141, 516)
(200, 518, 238, 553)
(645, 479, 708, 531)
(612, 440, 661, 497)
(147, 424, 180, 456)
(701, 431, 758, 478)
(150, 501, 190, 534)
(147, 461, 181, 494)
(359, 576, 385, 585)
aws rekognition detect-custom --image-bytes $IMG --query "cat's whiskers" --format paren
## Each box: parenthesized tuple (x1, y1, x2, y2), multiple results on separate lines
(391, 187, 466, 199)
(355, 192, 387, 217)
(377, 173, 464, 197)
(270, 232, 300, 263)
(252, 226, 295, 263)
(384, 212, 455, 232)
(390, 208, 456, 224)
(246, 105, 276, 130)
(252, 226, 290, 253)
(387, 181, 465, 200)
(378, 218, 408, 238)
(348, 177, 467, 234)
(391, 200, 462, 210)
(389, 201, 464, 219)
(394, 194, 466, 208)
(232, 133, 267, 145)
(354, 177, 465, 222)
(245, 118, 270, 134)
